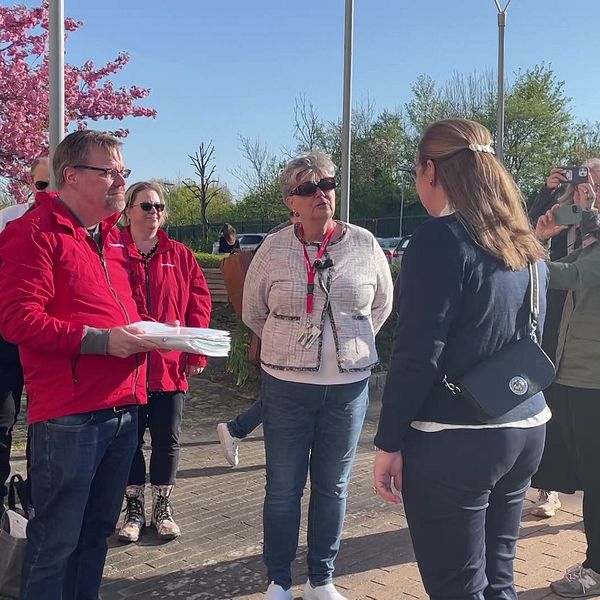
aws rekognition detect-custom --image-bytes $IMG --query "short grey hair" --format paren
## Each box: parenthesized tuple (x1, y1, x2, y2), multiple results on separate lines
(53, 130, 122, 189)
(29, 156, 48, 177)
(280, 151, 336, 200)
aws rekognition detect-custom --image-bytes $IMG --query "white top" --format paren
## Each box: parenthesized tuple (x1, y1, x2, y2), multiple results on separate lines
(410, 405, 551, 432)
(262, 314, 370, 385)
(0, 202, 33, 234)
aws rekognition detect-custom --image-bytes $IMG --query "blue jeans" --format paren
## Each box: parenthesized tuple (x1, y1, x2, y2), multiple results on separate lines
(228, 398, 262, 439)
(402, 425, 546, 600)
(261, 372, 369, 590)
(21, 406, 138, 600)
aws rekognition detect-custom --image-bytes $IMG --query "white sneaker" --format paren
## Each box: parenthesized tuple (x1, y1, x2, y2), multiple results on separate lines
(533, 489, 561, 518)
(303, 580, 348, 600)
(265, 582, 293, 600)
(217, 422, 240, 467)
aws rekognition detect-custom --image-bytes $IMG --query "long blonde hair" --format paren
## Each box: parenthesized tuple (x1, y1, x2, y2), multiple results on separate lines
(418, 118, 546, 270)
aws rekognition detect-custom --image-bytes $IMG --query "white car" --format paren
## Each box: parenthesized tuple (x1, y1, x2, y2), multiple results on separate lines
(377, 236, 411, 265)
(212, 232, 267, 254)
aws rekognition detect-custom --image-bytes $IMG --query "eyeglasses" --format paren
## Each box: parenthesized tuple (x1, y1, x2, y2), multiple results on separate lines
(34, 181, 49, 191)
(135, 202, 165, 213)
(289, 177, 336, 197)
(73, 165, 132, 179)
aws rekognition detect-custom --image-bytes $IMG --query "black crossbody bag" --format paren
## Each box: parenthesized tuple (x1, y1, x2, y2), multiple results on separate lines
(442, 263, 556, 419)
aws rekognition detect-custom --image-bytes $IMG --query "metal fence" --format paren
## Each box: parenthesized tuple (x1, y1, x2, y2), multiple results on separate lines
(167, 214, 429, 251)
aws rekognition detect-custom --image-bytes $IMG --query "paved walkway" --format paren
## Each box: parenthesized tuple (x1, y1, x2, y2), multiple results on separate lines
(10, 377, 589, 599)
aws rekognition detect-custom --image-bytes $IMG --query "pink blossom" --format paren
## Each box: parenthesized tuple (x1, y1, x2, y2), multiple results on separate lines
(0, 1, 156, 202)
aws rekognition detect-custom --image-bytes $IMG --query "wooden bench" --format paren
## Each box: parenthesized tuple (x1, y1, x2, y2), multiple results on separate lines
(203, 267, 229, 304)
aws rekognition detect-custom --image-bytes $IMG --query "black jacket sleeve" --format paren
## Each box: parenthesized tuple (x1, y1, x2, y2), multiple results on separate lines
(374, 220, 463, 453)
(529, 186, 560, 224)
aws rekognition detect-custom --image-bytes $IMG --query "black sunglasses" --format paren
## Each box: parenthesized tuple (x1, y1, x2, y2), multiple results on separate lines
(34, 181, 49, 191)
(289, 177, 336, 197)
(136, 202, 165, 213)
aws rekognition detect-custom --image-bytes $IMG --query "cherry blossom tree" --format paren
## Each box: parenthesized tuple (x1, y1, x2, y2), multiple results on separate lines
(0, 2, 157, 202)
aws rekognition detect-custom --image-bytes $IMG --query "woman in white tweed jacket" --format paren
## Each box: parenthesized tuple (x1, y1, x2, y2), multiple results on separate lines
(242, 151, 393, 600)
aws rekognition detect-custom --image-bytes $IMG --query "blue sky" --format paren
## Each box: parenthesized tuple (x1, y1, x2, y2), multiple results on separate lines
(16, 1, 600, 196)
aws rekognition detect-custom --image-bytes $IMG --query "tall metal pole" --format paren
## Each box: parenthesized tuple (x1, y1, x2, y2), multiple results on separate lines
(49, 0, 65, 187)
(398, 174, 405, 238)
(494, 0, 512, 164)
(340, 0, 354, 223)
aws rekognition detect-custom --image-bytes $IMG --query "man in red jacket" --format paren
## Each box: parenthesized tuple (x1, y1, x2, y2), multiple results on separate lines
(0, 130, 158, 600)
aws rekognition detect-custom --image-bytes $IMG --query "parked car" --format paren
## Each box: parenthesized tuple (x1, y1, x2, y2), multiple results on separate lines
(377, 235, 411, 265)
(238, 233, 267, 251)
(212, 232, 267, 254)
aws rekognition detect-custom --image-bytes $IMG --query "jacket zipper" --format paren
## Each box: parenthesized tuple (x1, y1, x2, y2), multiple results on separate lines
(144, 257, 152, 390)
(71, 356, 80, 384)
(97, 245, 140, 404)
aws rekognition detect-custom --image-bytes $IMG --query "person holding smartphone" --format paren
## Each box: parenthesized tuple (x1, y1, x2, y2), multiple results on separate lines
(528, 160, 600, 519)
(534, 174, 600, 597)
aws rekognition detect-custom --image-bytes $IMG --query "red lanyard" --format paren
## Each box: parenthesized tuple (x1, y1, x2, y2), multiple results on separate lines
(299, 223, 335, 314)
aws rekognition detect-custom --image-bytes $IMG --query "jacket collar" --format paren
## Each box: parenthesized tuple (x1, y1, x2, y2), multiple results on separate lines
(121, 226, 173, 258)
(37, 192, 121, 241)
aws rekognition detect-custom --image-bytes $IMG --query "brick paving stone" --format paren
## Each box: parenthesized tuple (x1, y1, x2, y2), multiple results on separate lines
(8, 376, 590, 599)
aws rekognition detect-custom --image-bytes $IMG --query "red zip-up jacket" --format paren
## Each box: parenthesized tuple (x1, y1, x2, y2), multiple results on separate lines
(121, 227, 212, 392)
(0, 193, 147, 423)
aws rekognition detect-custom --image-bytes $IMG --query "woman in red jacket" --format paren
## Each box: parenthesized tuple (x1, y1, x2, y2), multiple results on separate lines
(118, 181, 212, 542)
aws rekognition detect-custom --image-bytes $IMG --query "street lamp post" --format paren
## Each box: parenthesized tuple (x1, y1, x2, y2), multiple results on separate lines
(340, 0, 354, 223)
(48, 0, 65, 188)
(494, 0, 513, 164)
(397, 167, 414, 238)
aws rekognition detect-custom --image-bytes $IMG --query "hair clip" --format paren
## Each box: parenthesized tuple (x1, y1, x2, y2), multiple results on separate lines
(468, 143, 495, 154)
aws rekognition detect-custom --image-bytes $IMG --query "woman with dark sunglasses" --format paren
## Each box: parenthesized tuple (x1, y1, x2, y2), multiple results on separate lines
(243, 151, 393, 600)
(0, 154, 50, 520)
(0, 156, 50, 232)
(117, 181, 212, 543)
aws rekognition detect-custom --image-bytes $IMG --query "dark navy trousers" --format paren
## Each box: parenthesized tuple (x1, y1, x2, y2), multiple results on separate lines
(402, 425, 546, 600)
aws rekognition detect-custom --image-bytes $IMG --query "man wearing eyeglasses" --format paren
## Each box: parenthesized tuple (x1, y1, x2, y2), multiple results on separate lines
(0, 130, 158, 600)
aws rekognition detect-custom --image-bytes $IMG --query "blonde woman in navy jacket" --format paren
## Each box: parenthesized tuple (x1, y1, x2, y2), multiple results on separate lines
(374, 119, 549, 600)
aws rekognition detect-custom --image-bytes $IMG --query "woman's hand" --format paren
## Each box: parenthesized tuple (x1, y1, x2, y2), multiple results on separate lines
(536, 204, 568, 240)
(574, 182, 597, 211)
(373, 449, 403, 504)
(546, 168, 568, 190)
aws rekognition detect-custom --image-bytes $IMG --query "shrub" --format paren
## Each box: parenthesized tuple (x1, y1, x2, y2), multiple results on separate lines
(195, 252, 223, 269)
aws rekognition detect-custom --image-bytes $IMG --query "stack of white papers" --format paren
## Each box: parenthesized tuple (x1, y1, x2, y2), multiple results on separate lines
(131, 322, 230, 357)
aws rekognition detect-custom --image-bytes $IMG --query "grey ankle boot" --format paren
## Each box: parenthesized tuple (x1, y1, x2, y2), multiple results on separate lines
(118, 485, 145, 543)
(151, 484, 180, 540)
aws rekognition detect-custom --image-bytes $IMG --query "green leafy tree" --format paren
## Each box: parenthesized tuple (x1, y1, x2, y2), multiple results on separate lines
(503, 65, 573, 198)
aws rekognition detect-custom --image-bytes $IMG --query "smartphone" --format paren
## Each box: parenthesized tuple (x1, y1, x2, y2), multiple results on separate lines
(554, 203, 583, 226)
(561, 166, 589, 185)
